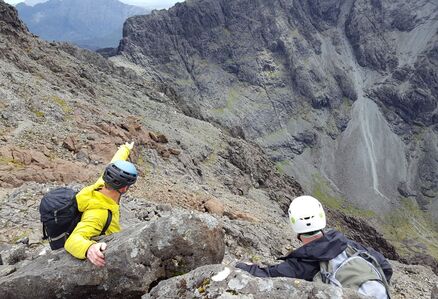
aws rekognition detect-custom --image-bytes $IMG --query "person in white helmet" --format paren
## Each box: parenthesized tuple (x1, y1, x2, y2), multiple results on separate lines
(236, 195, 393, 296)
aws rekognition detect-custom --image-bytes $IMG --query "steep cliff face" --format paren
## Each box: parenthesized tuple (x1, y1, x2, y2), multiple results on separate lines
(117, 0, 438, 255)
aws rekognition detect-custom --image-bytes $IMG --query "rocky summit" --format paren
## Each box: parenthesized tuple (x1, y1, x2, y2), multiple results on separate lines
(0, 0, 438, 298)
(116, 0, 438, 264)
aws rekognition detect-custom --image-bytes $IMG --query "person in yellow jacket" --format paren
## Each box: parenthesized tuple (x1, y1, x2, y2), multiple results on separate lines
(65, 142, 137, 267)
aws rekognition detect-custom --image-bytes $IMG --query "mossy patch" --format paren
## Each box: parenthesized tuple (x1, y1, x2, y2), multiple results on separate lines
(34, 110, 45, 118)
(0, 156, 25, 169)
(211, 88, 240, 115)
(48, 95, 72, 114)
(275, 160, 291, 175)
(382, 197, 438, 259)
(311, 174, 376, 218)
(262, 68, 282, 79)
(250, 255, 262, 263)
(197, 278, 210, 294)
(174, 78, 193, 86)
(12, 229, 30, 243)
(262, 128, 288, 144)
(342, 97, 353, 109)
(203, 151, 219, 167)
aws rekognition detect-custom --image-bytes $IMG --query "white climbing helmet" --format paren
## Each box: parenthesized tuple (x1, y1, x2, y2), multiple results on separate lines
(288, 195, 326, 234)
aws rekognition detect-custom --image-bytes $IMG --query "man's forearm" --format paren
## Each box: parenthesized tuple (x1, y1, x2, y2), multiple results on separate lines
(65, 233, 95, 259)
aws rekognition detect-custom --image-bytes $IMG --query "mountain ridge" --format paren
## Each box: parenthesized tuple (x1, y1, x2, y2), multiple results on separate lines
(15, 0, 148, 49)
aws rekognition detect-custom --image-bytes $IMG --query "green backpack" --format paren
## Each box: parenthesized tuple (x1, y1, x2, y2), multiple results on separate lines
(313, 244, 391, 299)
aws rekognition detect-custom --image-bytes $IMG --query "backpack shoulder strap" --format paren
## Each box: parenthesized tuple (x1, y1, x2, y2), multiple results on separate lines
(100, 210, 112, 236)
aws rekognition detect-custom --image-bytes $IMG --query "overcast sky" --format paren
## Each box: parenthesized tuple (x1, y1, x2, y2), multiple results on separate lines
(4, 0, 181, 9)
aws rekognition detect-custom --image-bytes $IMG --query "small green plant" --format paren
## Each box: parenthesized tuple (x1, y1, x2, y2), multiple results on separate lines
(0, 156, 25, 169)
(34, 110, 45, 117)
(250, 255, 261, 263)
(275, 160, 290, 175)
(50, 95, 72, 114)
(197, 278, 210, 294)
(12, 230, 30, 243)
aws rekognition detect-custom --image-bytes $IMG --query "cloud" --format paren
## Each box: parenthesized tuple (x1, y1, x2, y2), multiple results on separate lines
(119, 0, 181, 9)
(4, 0, 181, 9)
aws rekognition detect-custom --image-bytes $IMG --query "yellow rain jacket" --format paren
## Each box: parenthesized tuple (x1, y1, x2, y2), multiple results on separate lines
(64, 144, 131, 259)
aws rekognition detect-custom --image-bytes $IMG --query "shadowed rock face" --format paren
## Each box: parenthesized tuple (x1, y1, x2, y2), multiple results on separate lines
(345, 0, 399, 71)
(0, 0, 28, 34)
(0, 212, 225, 299)
(117, 0, 438, 222)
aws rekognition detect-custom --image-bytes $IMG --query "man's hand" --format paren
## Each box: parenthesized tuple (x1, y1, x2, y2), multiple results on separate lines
(86, 242, 107, 267)
(124, 141, 134, 150)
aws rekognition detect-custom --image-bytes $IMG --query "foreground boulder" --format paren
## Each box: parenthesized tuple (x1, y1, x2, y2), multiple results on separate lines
(144, 265, 366, 299)
(0, 212, 224, 299)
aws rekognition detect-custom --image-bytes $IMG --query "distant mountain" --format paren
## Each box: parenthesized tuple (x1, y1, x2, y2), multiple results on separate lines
(16, 0, 148, 50)
(23, 0, 47, 6)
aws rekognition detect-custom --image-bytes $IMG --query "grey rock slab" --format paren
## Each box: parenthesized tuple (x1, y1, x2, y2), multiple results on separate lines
(0, 212, 225, 299)
(143, 264, 367, 299)
(0, 265, 16, 278)
(0, 244, 27, 266)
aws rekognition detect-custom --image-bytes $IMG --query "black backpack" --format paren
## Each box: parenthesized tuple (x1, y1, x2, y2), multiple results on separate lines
(39, 187, 112, 250)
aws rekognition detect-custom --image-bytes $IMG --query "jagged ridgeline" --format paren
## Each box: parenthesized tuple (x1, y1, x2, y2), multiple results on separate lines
(116, 0, 438, 262)
(0, 0, 437, 298)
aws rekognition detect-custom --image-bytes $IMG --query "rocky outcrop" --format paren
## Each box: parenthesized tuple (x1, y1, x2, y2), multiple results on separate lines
(145, 261, 438, 299)
(0, 0, 28, 36)
(0, 117, 180, 187)
(0, 145, 95, 187)
(0, 212, 225, 299)
(219, 139, 303, 211)
(327, 210, 400, 261)
(144, 264, 366, 299)
(345, 0, 398, 71)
